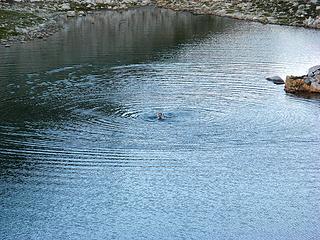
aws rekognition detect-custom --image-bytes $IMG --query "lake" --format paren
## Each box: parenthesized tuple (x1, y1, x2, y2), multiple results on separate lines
(0, 6, 320, 240)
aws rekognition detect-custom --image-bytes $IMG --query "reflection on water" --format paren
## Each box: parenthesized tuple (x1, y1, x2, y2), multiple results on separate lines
(1, 6, 320, 240)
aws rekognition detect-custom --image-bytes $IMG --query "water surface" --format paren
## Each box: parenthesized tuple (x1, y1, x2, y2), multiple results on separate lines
(1, 7, 320, 240)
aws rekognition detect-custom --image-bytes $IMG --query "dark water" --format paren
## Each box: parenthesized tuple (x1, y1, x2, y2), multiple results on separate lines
(1, 7, 320, 240)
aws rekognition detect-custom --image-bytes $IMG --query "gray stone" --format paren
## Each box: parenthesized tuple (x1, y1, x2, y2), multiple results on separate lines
(304, 77, 313, 85)
(67, 11, 76, 17)
(314, 18, 320, 27)
(304, 16, 315, 26)
(266, 75, 285, 85)
(78, 11, 86, 16)
(15, 27, 28, 34)
(60, 3, 71, 11)
(308, 65, 320, 77)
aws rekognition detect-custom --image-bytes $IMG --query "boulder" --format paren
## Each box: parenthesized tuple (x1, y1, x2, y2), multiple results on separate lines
(285, 65, 320, 93)
(60, 3, 71, 11)
(266, 75, 285, 85)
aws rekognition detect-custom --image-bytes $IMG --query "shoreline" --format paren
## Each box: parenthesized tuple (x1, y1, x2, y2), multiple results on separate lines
(154, 0, 320, 29)
(1, 0, 320, 47)
(0, 0, 151, 46)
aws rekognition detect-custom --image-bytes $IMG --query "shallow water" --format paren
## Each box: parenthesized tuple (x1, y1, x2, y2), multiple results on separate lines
(1, 7, 320, 240)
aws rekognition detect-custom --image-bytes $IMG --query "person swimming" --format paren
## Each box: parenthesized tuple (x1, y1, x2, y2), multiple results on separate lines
(157, 112, 165, 120)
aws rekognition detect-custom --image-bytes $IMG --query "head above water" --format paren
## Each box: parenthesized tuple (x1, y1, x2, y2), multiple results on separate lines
(157, 112, 165, 120)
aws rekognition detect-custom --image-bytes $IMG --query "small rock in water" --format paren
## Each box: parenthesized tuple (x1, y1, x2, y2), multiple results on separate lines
(4, 44, 10, 48)
(157, 112, 165, 120)
(266, 75, 285, 85)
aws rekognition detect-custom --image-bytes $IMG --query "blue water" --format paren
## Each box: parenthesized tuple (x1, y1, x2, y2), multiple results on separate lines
(0, 7, 320, 240)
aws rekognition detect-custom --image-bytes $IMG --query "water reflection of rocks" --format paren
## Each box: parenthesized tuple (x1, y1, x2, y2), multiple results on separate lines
(62, 7, 230, 63)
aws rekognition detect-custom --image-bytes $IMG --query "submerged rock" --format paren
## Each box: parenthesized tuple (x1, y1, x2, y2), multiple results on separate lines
(266, 75, 285, 85)
(285, 65, 320, 93)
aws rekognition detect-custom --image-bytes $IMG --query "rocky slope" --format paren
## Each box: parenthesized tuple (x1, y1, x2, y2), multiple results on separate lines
(155, 0, 320, 28)
(0, 0, 150, 45)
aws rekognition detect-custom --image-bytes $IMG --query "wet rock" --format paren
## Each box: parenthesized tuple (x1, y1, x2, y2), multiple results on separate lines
(4, 44, 10, 48)
(157, 112, 165, 120)
(285, 65, 320, 93)
(266, 75, 285, 85)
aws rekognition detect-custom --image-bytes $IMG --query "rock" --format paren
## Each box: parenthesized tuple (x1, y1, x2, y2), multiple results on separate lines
(67, 11, 76, 17)
(285, 76, 307, 93)
(311, 81, 320, 91)
(285, 65, 320, 93)
(314, 18, 320, 27)
(4, 44, 10, 48)
(304, 77, 313, 85)
(308, 65, 320, 77)
(78, 11, 86, 16)
(60, 3, 71, 11)
(266, 75, 285, 85)
(15, 27, 28, 34)
(304, 16, 315, 26)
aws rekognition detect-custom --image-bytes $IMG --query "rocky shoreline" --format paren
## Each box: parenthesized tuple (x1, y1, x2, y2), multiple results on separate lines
(0, 0, 150, 46)
(1, 0, 320, 46)
(155, 0, 320, 29)
(0, 5, 65, 46)
(267, 65, 320, 94)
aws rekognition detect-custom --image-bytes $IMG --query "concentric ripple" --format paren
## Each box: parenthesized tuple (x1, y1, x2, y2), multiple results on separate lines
(1, 6, 320, 240)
